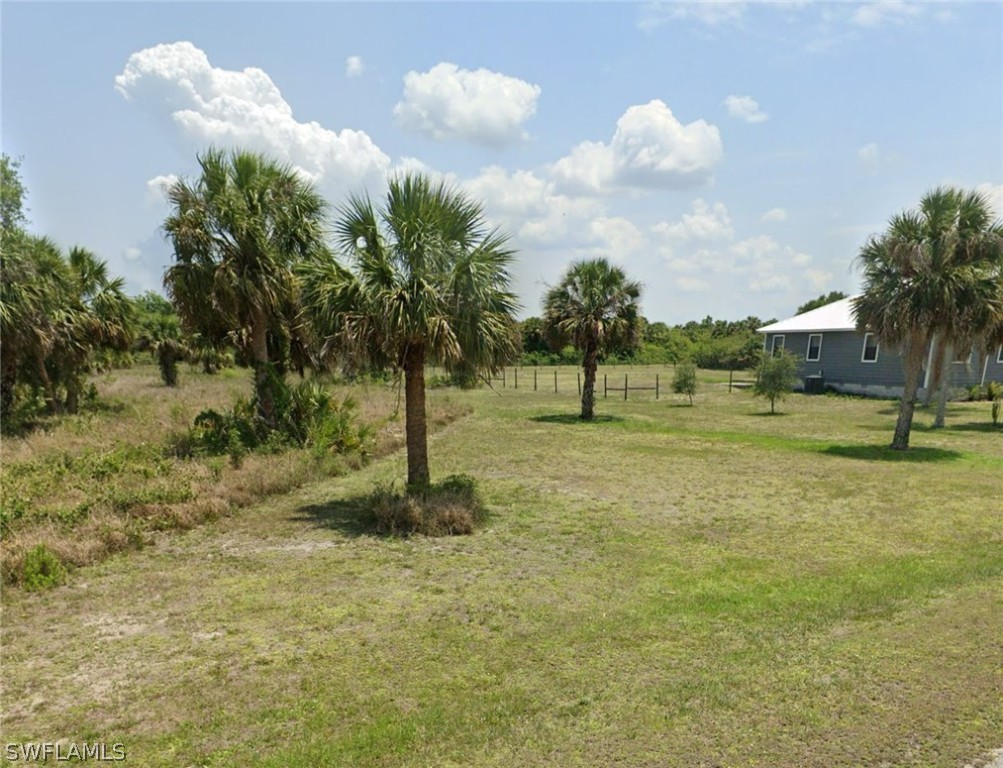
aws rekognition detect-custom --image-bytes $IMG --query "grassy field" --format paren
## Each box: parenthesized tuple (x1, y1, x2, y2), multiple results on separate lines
(2, 367, 1002, 767)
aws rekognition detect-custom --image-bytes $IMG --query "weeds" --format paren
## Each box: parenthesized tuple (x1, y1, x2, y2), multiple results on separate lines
(369, 474, 486, 536)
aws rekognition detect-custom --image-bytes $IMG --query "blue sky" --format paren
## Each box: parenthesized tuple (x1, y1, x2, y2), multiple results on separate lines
(3, 1, 1001, 324)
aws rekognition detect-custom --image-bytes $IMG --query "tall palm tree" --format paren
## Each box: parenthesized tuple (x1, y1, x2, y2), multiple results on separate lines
(163, 149, 326, 429)
(301, 173, 519, 487)
(543, 258, 642, 421)
(854, 187, 1003, 449)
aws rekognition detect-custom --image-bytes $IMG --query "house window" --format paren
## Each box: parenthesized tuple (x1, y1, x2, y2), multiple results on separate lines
(952, 348, 973, 365)
(806, 334, 822, 362)
(771, 335, 785, 356)
(997, 345, 1003, 364)
(861, 333, 879, 363)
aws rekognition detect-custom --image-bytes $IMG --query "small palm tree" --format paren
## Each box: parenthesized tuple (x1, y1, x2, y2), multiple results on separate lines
(163, 149, 326, 429)
(543, 258, 642, 421)
(301, 173, 519, 487)
(853, 187, 1003, 449)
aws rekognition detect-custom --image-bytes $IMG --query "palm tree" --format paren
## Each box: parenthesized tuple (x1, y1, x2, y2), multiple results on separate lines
(163, 149, 326, 429)
(853, 187, 1003, 449)
(301, 173, 519, 487)
(543, 258, 642, 421)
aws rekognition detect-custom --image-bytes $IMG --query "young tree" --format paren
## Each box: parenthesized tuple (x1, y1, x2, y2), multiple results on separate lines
(163, 149, 327, 428)
(753, 350, 799, 414)
(853, 187, 1003, 449)
(301, 173, 519, 487)
(672, 361, 698, 405)
(543, 258, 642, 421)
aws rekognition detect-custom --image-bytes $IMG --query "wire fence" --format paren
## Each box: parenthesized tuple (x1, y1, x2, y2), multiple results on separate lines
(426, 364, 755, 399)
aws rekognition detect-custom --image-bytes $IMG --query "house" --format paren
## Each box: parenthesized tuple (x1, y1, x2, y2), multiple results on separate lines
(757, 296, 1003, 398)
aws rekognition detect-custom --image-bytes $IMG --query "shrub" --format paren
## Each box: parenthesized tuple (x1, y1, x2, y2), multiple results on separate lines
(987, 381, 1002, 402)
(21, 544, 67, 591)
(369, 474, 486, 536)
(672, 361, 698, 405)
(753, 350, 800, 414)
(968, 384, 985, 402)
(993, 399, 1001, 428)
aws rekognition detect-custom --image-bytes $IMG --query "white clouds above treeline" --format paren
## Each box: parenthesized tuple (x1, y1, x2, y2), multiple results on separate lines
(115, 42, 390, 197)
(114, 40, 831, 318)
(723, 95, 768, 124)
(394, 62, 541, 146)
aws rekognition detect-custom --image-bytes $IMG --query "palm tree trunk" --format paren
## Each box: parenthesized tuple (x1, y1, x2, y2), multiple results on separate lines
(581, 343, 598, 421)
(403, 343, 430, 487)
(891, 338, 927, 450)
(250, 307, 276, 429)
(35, 351, 61, 414)
(933, 340, 953, 429)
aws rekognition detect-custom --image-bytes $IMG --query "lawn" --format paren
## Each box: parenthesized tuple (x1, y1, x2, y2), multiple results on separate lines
(2, 369, 1001, 767)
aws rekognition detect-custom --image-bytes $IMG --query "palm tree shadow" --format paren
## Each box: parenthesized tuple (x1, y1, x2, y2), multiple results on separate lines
(529, 413, 625, 425)
(945, 422, 1002, 434)
(820, 444, 964, 462)
(289, 495, 378, 537)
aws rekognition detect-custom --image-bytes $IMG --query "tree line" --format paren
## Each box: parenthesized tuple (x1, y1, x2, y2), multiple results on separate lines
(3, 148, 1000, 480)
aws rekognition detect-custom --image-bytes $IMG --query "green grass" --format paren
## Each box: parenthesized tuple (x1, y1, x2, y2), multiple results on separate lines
(2, 375, 1001, 767)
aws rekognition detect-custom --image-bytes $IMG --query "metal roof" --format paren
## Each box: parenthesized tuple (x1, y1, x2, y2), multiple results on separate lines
(757, 296, 860, 333)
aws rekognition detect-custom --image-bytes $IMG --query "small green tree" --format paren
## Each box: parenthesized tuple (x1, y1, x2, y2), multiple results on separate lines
(672, 361, 697, 405)
(753, 350, 800, 414)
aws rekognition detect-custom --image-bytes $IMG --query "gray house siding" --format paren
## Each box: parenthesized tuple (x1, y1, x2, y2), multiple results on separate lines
(762, 332, 1003, 397)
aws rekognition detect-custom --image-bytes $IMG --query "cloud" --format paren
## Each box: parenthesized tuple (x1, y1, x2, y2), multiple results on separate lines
(761, 207, 788, 223)
(639, 1, 747, 29)
(345, 55, 364, 78)
(723, 95, 768, 124)
(115, 42, 390, 198)
(145, 174, 178, 202)
(394, 62, 541, 146)
(851, 1, 922, 27)
(857, 142, 880, 174)
(550, 100, 723, 194)
(976, 182, 1003, 217)
(653, 199, 734, 245)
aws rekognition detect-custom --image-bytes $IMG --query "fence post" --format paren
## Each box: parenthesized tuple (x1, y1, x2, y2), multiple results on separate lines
(534, 369, 538, 391)
(503, 368, 506, 388)
(514, 368, 518, 389)
(729, 369, 733, 394)
(624, 373, 629, 401)
(577, 372, 581, 395)
(554, 370, 558, 393)
(604, 374, 607, 399)
(656, 373, 659, 400)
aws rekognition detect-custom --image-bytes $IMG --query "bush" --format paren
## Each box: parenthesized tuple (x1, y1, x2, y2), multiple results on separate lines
(672, 361, 698, 404)
(21, 544, 67, 591)
(753, 350, 800, 414)
(369, 474, 486, 536)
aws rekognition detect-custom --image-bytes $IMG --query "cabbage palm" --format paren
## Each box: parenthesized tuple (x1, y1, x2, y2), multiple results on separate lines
(163, 149, 326, 428)
(302, 173, 519, 486)
(543, 258, 642, 421)
(853, 187, 1003, 449)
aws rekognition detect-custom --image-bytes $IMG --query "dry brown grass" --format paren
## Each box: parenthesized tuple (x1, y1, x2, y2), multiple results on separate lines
(1, 364, 470, 586)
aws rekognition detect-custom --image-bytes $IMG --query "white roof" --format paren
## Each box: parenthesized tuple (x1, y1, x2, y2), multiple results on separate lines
(757, 296, 860, 333)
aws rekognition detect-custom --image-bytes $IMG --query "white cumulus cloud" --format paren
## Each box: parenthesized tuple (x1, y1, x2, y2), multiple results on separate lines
(653, 199, 734, 245)
(852, 1, 922, 27)
(976, 182, 1003, 217)
(639, 1, 747, 29)
(857, 142, 880, 174)
(115, 42, 390, 198)
(551, 100, 723, 194)
(394, 62, 541, 146)
(723, 95, 768, 123)
(761, 207, 788, 222)
(345, 55, 364, 78)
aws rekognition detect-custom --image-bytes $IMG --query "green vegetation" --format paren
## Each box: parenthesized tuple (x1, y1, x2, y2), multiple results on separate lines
(855, 186, 1003, 448)
(163, 149, 328, 429)
(3, 380, 1001, 767)
(301, 172, 519, 487)
(796, 289, 848, 315)
(753, 349, 800, 414)
(671, 360, 698, 404)
(543, 257, 642, 420)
